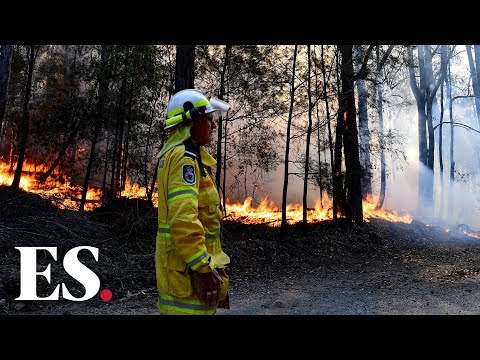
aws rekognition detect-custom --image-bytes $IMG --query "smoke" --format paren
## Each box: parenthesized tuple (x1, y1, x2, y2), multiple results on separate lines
(223, 47, 480, 229)
(381, 84, 480, 230)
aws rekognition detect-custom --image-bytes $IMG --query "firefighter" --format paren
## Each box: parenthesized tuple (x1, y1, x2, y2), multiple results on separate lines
(155, 89, 230, 315)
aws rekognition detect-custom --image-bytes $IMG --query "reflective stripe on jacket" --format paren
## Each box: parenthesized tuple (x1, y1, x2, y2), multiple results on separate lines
(156, 142, 230, 315)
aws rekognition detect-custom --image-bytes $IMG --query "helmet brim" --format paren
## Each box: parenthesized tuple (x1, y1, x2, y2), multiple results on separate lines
(164, 108, 219, 130)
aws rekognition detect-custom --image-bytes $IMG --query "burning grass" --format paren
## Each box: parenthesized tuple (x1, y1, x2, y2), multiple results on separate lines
(225, 194, 412, 226)
(0, 161, 153, 211)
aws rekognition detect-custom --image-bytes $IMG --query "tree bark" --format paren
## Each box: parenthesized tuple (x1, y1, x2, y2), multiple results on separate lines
(303, 45, 313, 228)
(101, 129, 110, 206)
(314, 47, 323, 208)
(339, 45, 363, 223)
(281, 45, 297, 230)
(215, 45, 232, 191)
(333, 48, 346, 219)
(354, 45, 372, 197)
(175, 45, 195, 92)
(0, 45, 13, 138)
(321, 45, 335, 214)
(120, 93, 132, 192)
(11, 45, 38, 190)
(438, 81, 444, 218)
(407, 46, 429, 213)
(447, 63, 455, 218)
(437, 45, 448, 219)
(110, 73, 127, 199)
(376, 46, 386, 209)
(466, 45, 480, 127)
(80, 45, 110, 211)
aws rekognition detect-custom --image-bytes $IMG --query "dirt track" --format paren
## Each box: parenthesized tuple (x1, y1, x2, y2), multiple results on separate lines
(9, 223, 480, 316)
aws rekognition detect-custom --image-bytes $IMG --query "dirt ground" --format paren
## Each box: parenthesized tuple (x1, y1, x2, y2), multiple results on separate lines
(2, 186, 480, 316)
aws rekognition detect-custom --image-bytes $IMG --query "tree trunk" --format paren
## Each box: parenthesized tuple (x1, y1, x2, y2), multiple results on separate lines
(466, 45, 480, 127)
(333, 48, 346, 219)
(80, 45, 110, 212)
(314, 47, 323, 208)
(0, 45, 13, 138)
(39, 128, 79, 183)
(447, 63, 455, 218)
(321, 45, 335, 214)
(376, 46, 386, 209)
(101, 129, 110, 206)
(281, 45, 297, 230)
(438, 81, 444, 219)
(114, 103, 125, 196)
(407, 46, 430, 214)
(339, 45, 363, 223)
(222, 114, 228, 217)
(149, 82, 175, 203)
(425, 93, 435, 209)
(110, 74, 127, 199)
(175, 45, 195, 92)
(11, 45, 37, 190)
(144, 97, 158, 197)
(438, 45, 448, 219)
(353, 45, 372, 197)
(303, 45, 313, 228)
(8, 122, 14, 172)
(110, 112, 120, 198)
(474, 45, 480, 119)
(215, 45, 232, 191)
(424, 45, 448, 214)
(121, 104, 131, 192)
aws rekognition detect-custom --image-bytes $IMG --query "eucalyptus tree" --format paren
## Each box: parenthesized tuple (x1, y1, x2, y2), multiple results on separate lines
(408, 45, 450, 215)
(197, 45, 290, 205)
(11, 45, 41, 190)
(80, 45, 112, 211)
(0, 45, 13, 139)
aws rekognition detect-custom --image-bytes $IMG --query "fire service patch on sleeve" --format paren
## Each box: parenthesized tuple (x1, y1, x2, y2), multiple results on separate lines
(182, 164, 196, 185)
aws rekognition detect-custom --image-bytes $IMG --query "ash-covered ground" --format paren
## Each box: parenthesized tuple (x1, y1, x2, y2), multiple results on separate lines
(2, 185, 480, 315)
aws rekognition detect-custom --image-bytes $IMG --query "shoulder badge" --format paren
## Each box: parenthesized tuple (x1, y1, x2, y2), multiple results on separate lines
(182, 164, 196, 184)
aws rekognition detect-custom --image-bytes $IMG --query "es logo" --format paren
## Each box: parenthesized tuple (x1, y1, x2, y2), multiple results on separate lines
(15, 246, 101, 301)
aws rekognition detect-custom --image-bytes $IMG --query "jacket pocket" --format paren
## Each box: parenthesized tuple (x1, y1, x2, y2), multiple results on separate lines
(166, 252, 192, 298)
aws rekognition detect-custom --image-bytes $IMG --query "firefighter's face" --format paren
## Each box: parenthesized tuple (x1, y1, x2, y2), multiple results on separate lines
(191, 115, 216, 145)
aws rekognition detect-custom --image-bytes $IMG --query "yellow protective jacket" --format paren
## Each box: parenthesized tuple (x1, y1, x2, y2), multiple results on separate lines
(156, 139, 230, 315)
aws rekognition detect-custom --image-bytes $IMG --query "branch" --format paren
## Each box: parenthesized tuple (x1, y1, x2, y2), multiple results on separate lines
(376, 45, 395, 72)
(353, 45, 375, 81)
(433, 121, 480, 133)
(430, 45, 457, 99)
(407, 46, 422, 103)
(452, 95, 480, 101)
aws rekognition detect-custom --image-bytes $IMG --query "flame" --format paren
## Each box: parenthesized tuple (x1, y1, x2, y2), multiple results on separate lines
(362, 194, 412, 223)
(1, 160, 476, 237)
(226, 193, 412, 226)
(0, 161, 156, 211)
(463, 230, 480, 239)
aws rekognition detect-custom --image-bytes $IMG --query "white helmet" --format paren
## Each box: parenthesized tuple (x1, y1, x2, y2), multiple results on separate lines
(164, 89, 218, 130)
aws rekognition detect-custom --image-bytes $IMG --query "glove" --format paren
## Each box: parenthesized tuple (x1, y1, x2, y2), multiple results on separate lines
(197, 268, 223, 307)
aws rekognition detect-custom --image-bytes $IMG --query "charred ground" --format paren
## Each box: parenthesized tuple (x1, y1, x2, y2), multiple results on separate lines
(1, 185, 480, 315)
